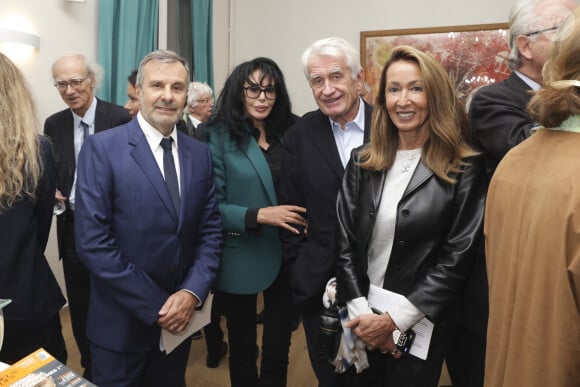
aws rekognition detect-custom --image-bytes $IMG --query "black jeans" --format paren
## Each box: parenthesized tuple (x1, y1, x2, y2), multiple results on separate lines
(222, 267, 293, 387)
(203, 292, 225, 359)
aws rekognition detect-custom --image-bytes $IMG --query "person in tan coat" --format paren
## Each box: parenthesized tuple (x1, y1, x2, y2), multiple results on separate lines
(484, 8, 580, 387)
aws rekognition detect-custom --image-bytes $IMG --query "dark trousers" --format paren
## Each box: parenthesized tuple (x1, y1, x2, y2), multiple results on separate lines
(203, 292, 224, 359)
(445, 326, 486, 387)
(90, 337, 192, 387)
(222, 267, 293, 387)
(300, 306, 346, 387)
(0, 313, 67, 365)
(62, 214, 92, 378)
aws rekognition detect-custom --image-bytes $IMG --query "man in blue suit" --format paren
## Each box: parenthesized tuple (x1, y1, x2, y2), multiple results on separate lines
(74, 50, 223, 386)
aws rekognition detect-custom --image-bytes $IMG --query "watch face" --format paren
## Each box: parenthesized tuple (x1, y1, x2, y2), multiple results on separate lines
(392, 329, 401, 345)
(393, 329, 416, 353)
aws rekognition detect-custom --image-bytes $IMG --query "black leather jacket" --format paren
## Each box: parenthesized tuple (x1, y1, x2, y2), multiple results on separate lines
(336, 150, 486, 323)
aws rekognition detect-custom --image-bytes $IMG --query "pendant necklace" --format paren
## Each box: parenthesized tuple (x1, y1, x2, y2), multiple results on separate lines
(400, 149, 421, 173)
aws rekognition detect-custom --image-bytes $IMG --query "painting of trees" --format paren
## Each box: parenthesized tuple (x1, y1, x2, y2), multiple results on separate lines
(361, 24, 510, 107)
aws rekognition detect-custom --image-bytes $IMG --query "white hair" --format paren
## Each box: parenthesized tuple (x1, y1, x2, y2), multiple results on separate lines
(301, 37, 362, 80)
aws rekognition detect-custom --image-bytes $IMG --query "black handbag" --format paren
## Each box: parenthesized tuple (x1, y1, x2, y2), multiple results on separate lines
(315, 302, 342, 362)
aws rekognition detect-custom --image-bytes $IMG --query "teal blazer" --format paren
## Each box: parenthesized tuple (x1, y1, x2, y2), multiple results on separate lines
(208, 124, 282, 294)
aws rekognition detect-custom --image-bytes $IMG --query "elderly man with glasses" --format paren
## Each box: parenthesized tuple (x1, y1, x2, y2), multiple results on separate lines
(469, 0, 578, 177)
(43, 53, 131, 381)
(443, 1, 579, 387)
(179, 81, 214, 140)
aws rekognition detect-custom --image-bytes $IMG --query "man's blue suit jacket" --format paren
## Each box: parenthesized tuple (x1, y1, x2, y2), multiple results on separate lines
(74, 118, 223, 352)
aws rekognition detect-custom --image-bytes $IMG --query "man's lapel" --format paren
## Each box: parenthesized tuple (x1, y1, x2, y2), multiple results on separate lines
(128, 121, 179, 223)
(309, 110, 344, 179)
(93, 99, 108, 133)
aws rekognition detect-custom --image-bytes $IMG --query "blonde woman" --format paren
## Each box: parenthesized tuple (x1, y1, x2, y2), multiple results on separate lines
(335, 46, 486, 386)
(0, 53, 67, 364)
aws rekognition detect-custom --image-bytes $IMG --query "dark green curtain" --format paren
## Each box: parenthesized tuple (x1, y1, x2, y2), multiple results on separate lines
(97, 0, 158, 105)
(191, 0, 213, 90)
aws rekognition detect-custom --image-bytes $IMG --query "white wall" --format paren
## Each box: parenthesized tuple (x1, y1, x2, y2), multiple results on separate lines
(0, 0, 99, 297)
(0, 0, 511, 298)
(214, 0, 511, 115)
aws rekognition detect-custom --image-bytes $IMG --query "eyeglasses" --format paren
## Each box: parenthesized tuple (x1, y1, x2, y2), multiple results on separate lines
(524, 25, 560, 37)
(196, 98, 213, 104)
(54, 78, 86, 91)
(244, 84, 276, 100)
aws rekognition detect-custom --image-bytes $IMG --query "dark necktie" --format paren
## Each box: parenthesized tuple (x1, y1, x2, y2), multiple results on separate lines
(187, 117, 196, 137)
(160, 137, 180, 216)
(81, 121, 90, 140)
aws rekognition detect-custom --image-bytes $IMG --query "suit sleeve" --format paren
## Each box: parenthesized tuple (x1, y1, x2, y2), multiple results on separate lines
(469, 86, 535, 165)
(279, 128, 307, 264)
(179, 146, 223, 299)
(74, 135, 168, 326)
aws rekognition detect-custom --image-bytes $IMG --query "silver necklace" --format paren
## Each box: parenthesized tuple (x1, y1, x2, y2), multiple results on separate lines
(400, 150, 420, 173)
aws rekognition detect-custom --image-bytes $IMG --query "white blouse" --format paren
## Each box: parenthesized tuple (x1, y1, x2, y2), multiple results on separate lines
(346, 149, 425, 332)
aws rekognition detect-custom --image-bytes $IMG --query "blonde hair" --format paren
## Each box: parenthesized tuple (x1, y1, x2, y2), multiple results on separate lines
(0, 53, 41, 211)
(528, 8, 580, 128)
(359, 45, 476, 183)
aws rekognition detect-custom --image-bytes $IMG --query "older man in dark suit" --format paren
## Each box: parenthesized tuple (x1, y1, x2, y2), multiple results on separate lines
(280, 37, 371, 387)
(469, 0, 577, 177)
(74, 50, 222, 386)
(44, 53, 131, 379)
(454, 1, 579, 386)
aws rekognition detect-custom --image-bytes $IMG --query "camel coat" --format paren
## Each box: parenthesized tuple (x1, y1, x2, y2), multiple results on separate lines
(484, 128, 580, 387)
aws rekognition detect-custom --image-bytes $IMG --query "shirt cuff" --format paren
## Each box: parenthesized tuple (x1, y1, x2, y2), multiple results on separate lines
(179, 289, 202, 308)
(388, 297, 425, 332)
(245, 208, 259, 230)
(346, 297, 373, 320)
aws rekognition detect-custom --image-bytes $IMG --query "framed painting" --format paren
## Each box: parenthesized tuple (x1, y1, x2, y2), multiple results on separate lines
(361, 23, 510, 106)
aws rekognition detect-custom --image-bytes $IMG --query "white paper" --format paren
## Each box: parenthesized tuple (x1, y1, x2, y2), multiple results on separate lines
(367, 285, 434, 360)
(159, 293, 213, 354)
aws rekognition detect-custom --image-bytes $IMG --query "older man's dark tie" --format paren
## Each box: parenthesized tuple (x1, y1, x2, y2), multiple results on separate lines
(160, 137, 180, 216)
(80, 121, 90, 140)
